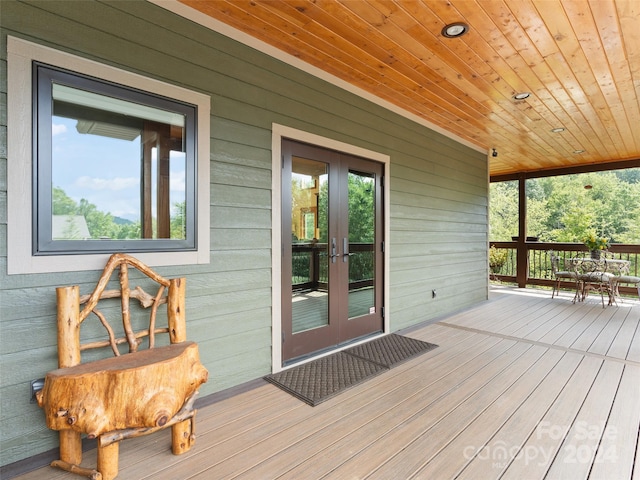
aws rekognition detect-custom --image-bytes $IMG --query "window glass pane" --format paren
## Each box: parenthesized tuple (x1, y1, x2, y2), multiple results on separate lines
(347, 170, 375, 319)
(52, 84, 186, 241)
(291, 157, 329, 334)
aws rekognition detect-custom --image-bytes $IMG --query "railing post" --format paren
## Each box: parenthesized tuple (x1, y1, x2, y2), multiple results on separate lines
(516, 174, 528, 287)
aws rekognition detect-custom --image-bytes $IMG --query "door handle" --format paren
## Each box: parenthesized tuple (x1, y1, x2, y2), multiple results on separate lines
(330, 238, 338, 263)
(343, 238, 353, 262)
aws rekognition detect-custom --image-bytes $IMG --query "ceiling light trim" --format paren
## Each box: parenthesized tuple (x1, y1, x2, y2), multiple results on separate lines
(513, 92, 531, 100)
(442, 22, 469, 38)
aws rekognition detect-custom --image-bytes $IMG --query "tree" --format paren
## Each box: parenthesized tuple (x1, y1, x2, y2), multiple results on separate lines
(171, 202, 186, 239)
(52, 186, 141, 240)
(490, 169, 640, 244)
(314, 173, 376, 244)
(489, 181, 518, 240)
(53, 187, 78, 215)
(347, 173, 375, 243)
(77, 198, 116, 239)
(317, 179, 328, 243)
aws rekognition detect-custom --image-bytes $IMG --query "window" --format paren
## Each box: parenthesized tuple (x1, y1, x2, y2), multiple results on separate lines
(35, 63, 196, 254)
(7, 37, 210, 274)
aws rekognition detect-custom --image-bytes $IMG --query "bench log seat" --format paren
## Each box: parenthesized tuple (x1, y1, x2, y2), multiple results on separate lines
(38, 341, 207, 438)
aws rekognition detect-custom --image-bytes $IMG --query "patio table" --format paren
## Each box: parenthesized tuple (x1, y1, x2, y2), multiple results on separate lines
(569, 257, 630, 307)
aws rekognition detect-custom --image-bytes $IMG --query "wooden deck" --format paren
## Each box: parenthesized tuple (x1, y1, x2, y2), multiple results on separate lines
(16, 286, 640, 480)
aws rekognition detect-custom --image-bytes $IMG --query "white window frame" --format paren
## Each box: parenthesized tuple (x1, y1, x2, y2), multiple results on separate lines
(7, 37, 211, 274)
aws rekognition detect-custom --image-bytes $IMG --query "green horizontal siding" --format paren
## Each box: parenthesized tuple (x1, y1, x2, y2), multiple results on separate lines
(0, 0, 487, 467)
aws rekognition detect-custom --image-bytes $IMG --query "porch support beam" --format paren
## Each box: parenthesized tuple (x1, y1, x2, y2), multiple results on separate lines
(516, 174, 528, 288)
(490, 158, 640, 183)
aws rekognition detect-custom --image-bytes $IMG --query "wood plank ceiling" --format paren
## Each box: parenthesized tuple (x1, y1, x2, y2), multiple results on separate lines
(175, 0, 640, 177)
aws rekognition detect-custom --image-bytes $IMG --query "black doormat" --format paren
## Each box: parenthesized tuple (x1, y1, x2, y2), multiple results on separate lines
(264, 334, 438, 406)
(345, 333, 438, 368)
(264, 352, 388, 406)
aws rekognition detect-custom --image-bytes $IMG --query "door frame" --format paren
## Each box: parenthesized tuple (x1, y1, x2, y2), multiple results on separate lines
(271, 124, 391, 372)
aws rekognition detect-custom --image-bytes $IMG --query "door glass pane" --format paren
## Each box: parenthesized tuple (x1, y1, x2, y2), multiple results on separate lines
(291, 157, 329, 333)
(347, 171, 376, 319)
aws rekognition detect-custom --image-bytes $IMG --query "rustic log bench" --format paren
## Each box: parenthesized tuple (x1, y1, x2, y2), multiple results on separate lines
(36, 253, 209, 480)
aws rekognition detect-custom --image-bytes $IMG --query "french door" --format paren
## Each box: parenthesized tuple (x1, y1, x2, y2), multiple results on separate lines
(281, 139, 384, 363)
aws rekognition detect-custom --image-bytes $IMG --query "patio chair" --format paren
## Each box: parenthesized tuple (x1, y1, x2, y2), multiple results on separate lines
(593, 254, 638, 306)
(549, 251, 577, 299)
(610, 274, 640, 302)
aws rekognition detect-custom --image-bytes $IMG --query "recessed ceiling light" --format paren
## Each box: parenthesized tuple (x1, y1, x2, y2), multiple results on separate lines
(551, 127, 565, 133)
(573, 149, 586, 154)
(513, 92, 531, 100)
(441, 22, 469, 38)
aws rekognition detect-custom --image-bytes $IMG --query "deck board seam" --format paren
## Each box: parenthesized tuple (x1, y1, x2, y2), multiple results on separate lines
(437, 321, 640, 367)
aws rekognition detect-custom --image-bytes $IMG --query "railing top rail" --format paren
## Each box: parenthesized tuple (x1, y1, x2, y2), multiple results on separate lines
(490, 241, 640, 254)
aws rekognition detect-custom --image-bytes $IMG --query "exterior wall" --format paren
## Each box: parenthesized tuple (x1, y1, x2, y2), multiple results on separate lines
(0, 0, 488, 467)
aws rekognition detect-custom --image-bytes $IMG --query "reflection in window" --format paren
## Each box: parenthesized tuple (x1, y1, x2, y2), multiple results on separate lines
(35, 63, 196, 254)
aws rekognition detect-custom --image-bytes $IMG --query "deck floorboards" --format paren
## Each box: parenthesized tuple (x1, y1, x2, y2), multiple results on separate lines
(15, 286, 640, 480)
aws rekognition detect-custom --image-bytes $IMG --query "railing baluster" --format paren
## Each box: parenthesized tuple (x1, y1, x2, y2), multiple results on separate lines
(489, 242, 640, 296)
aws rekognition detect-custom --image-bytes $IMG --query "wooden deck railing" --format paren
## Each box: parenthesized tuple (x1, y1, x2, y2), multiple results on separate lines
(489, 242, 640, 296)
(292, 243, 374, 291)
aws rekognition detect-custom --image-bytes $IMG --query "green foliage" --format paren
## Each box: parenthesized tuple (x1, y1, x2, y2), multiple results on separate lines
(316, 173, 375, 244)
(171, 202, 186, 239)
(77, 198, 117, 239)
(489, 245, 508, 273)
(583, 233, 609, 251)
(490, 169, 640, 244)
(347, 173, 375, 243)
(54, 187, 123, 239)
(317, 180, 328, 243)
(53, 186, 77, 214)
(52, 186, 184, 240)
(489, 181, 519, 240)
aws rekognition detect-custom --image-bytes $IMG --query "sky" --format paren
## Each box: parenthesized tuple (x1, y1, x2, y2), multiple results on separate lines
(52, 117, 186, 222)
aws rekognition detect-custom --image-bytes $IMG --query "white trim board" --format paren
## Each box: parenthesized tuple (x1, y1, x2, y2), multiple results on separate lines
(270, 124, 391, 373)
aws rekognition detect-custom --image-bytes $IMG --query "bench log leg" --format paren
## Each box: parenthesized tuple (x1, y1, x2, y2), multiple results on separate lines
(172, 416, 195, 455)
(97, 442, 119, 480)
(60, 430, 82, 466)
